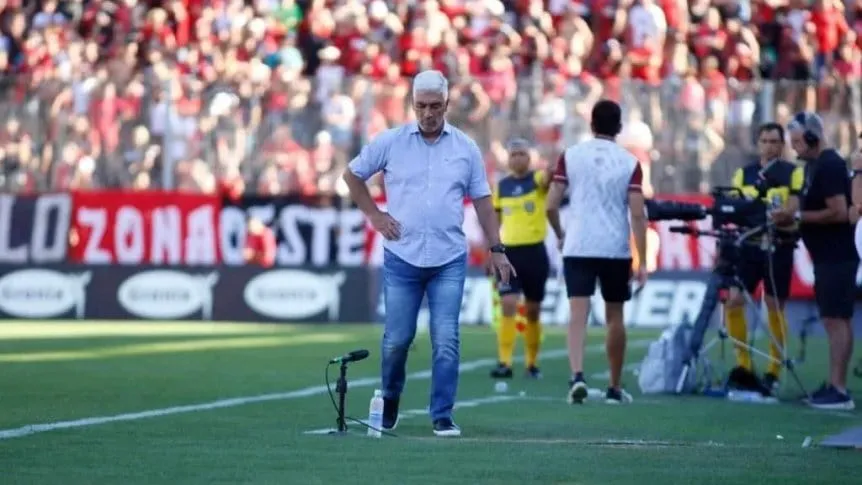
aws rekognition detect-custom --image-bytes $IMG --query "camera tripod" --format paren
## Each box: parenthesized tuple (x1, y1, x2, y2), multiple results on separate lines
(671, 223, 808, 398)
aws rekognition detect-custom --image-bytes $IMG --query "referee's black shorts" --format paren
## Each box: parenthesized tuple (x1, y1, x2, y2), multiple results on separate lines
(499, 243, 550, 303)
(563, 257, 632, 303)
(738, 245, 795, 300)
(813, 261, 857, 319)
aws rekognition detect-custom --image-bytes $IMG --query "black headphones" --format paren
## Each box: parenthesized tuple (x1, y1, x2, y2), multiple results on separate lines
(793, 112, 820, 147)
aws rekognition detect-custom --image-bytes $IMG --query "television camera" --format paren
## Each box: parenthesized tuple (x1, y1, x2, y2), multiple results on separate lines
(645, 186, 806, 396)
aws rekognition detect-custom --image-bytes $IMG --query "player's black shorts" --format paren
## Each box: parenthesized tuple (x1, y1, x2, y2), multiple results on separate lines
(563, 257, 632, 303)
(499, 243, 550, 303)
(738, 245, 794, 300)
(813, 261, 857, 319)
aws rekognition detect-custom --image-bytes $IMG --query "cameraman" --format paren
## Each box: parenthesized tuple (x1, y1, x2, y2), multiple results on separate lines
(724, 123, 802, 397)
(773, 113, 857, 411)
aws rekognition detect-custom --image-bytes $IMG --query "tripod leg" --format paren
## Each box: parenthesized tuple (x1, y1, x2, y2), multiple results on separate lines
(676, 272, 725, 394)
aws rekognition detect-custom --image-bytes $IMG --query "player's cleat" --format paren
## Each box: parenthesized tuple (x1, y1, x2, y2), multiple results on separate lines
(382, 397, 400, 431)
(432, 418, 462, 437)
(567, 376, 589, 404)
(762, 373, 780, 394)
(490, 363, 513, 379)
(525, 366, 542, 379)
(605, 387, 634, 404)
(807, 386, 855, 411)
(727, 366, 772, 397)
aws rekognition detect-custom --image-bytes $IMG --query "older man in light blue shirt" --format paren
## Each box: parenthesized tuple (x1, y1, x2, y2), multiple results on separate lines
(343, 70, 514, 437)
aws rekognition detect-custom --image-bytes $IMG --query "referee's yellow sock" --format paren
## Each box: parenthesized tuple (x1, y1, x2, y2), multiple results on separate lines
(497, 315, 517, 367)
(725, 305, 751, 371)
(524, 319, 541, 368)
(766, 309, 787, 377)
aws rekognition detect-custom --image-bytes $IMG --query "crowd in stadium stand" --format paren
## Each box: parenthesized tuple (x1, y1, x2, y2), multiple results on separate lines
(0, 0, 860, 195)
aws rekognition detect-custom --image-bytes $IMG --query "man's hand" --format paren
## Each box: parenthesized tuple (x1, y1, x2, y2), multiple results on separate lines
(770, 208, 795, 226)
(632, 265, 648, 287)
(489, 252, 517, 286)
(370, 211, 401, 240)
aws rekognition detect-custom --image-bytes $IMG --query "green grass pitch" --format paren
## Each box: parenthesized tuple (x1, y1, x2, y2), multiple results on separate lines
(0, 321, 860, 484)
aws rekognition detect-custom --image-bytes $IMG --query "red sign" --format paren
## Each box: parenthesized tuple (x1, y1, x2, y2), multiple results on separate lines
(68, 191, 221, 265)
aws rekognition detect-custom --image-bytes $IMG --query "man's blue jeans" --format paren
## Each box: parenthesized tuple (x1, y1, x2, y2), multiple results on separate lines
(381, 249, 466, 421)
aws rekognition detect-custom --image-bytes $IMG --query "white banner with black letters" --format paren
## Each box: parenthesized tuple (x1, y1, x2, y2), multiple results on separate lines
(0, 193, 70, 264)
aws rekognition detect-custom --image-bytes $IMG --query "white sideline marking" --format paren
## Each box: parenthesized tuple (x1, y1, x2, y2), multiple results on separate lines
(303, 394, 521, 435)
(0, 339, 650, 441)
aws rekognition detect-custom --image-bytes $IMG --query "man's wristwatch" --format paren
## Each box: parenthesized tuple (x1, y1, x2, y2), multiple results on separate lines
(793, 210, 802, 222)
(489, 243, 506, 254)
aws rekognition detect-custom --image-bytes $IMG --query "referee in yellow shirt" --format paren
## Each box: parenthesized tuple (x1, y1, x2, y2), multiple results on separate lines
(725, 122, 803, 396)
(489, 139, 553, 379)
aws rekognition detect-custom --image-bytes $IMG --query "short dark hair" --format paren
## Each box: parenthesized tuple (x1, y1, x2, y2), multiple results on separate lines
(590, 100, 622, 138)
(757, 122, 785, 141)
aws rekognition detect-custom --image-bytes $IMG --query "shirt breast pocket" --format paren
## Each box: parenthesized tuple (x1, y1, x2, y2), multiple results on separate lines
(435, 157, 470, 190)
(385, 160, 424, 192)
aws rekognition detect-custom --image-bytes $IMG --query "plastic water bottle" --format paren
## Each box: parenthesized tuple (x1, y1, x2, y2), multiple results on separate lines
(367, 390, 384, 438)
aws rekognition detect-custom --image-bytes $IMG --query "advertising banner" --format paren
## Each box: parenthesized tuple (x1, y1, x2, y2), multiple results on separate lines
(0, 189, 856, 303)
(67, 191, 221, 265)
(372, 267, 862, 334)
(0, 265, 372, 323)
(221, 194, 367, 267)
(0, 193, 71, 264)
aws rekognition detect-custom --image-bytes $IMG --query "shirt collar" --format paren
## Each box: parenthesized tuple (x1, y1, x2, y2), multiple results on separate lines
(409, 121, 452, 136)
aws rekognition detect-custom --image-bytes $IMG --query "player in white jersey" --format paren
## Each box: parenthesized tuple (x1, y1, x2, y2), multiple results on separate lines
(546, 99, 648, 405)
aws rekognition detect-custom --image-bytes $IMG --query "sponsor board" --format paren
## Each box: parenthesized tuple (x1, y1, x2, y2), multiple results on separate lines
(243, 269, 347, 320)
(0, 265, 372, 323)
(117, 270, 219, 320)
(374, 270, 715, 328)
(0, 268, 90, 318)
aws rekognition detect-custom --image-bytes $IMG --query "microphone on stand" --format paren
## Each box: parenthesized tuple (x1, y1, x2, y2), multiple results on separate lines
(327, 349, 371, 436)
(329, 349, 370, 364)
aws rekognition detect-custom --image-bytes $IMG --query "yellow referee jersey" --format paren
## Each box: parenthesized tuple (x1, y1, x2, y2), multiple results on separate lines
(732, 159, 804, 232)
(492, 170, 548, 247)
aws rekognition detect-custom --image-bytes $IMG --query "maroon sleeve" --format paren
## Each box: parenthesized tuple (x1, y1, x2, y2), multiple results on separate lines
(628, 163, 643, 193)
(552, 154, 568, 184)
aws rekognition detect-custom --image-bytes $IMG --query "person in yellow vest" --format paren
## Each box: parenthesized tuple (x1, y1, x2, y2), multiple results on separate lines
(489, 139, 554, 379)
(726, 122, 803, 396)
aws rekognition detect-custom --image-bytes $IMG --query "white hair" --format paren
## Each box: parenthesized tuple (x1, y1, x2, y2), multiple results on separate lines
(412, 70, 449, 101)
(506, 138, 531, 151)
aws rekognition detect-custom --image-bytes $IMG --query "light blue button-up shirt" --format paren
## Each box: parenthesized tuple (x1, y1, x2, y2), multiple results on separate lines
(349, 121, 491, 268)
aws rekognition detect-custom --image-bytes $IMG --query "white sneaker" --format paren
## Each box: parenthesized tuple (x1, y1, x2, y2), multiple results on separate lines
(567, 380, 589, 404)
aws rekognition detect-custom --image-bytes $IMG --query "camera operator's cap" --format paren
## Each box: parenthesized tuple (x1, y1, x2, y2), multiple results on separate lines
(506, 138, 531, 151)
(788, 111, 825, 141)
